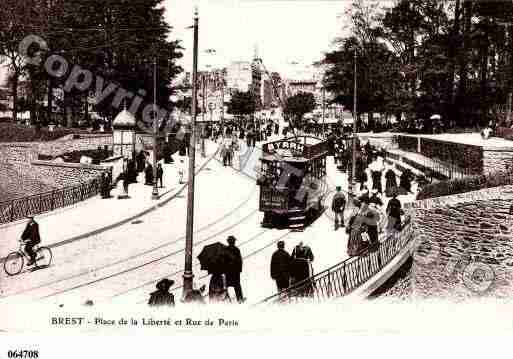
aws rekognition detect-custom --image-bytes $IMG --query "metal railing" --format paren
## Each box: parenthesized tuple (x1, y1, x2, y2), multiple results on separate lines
(0, 176, 103, 224)
(395, 135, 483, 179)
(258, 216, 413, 304)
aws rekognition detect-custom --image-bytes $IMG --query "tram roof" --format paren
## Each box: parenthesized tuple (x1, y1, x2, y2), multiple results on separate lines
(261, 136, 328, 160)
(260, 154, 309, 163)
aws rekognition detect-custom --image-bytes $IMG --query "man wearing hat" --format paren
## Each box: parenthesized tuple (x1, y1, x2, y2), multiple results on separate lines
(270, 241, 292, 292)
(225, 236, 244, 303)
(331, 186, 346, 230)
(21, 216, 41, 266)
(148, 278, 175, 306)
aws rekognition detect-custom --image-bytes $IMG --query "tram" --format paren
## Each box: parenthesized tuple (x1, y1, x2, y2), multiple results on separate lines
(257, 136, 329, 230)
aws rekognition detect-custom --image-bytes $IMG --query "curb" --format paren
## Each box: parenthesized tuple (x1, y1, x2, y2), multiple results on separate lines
(1, 146, 219, 261)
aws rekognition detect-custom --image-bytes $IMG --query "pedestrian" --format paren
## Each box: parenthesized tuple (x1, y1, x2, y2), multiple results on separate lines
(21, 216, 41, 266)
(371, 168, 382, 194)
(369, 189, 383, 208)
(225, 236, 244, 303)
(136, 150, 146, 173)
(122, 171, 129, 196)
(270, 241, 292, 292)
(385, 167, 398, 197)
(347, 199, 367, 257)
(209, 272, 228, 302)
(100, 172, 108, 198)
(156, 163, 164, 188)
(145, 163, 154, 185)
(359, 198, 380, 251)
(399, 169, 413, 194)
(178, 158, 185, 184)
(148, 278, 175, 306)
(290, 241, 314, 290)
(386, 192, 402, 233)
(331, 186, 346, 230)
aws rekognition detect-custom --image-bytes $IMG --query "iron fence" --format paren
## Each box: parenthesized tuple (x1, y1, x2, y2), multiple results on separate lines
(0, 176, 103, 224)
(258, 216, 413, 304)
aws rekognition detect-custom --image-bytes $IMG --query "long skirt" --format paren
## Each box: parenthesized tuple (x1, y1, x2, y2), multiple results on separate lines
(348, 230, 366, 257)
(371, 171, 382, 193)
(385, 176, 397, 197)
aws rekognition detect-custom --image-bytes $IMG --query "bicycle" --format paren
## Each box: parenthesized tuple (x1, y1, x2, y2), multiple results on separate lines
(3, 240, 53, 276)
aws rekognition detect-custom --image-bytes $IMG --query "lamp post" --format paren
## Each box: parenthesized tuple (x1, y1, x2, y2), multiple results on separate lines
(348, 49, 357, 198)
(151, 56, 159, 200)
(183, 7, 199, 297)
(322, 85, 326, 138)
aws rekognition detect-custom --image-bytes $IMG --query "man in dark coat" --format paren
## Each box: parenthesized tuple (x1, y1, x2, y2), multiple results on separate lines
(225, 236, 244, 303)
(156, 163, 164, 188)
(145, 163, 154, 185)
(21, 217, 41, 266)
(386, 192, 402, 233)
(148, 278, 175, 307)
(270, 241, 292, 292)
(331, 186, 346, 230)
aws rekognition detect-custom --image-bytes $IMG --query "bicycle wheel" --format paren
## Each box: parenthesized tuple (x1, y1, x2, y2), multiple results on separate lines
(35, 247, 52, 268)
(4, 251, 24, 276)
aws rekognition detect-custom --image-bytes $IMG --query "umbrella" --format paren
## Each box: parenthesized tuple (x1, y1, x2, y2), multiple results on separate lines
(197, 242, 238, 274)
(430, 114, 441, 120)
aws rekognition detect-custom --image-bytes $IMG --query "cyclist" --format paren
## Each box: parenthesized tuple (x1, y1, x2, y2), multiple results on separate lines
(21, 216, 41, 266)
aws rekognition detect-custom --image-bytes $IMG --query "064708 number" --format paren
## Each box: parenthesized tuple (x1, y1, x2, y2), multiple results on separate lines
(7, 350, 39, 358)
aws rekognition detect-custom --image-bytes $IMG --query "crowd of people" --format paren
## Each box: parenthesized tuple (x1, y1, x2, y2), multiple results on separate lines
(328, 138, 412, 258)
(147, 236, 317, 306)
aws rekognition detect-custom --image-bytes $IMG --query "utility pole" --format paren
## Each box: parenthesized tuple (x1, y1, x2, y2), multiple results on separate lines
(322, 86, 326, 138)
(201, 75, 206, 157)
(220, 79, 225, 139)
(152, 57, 159, 200)
(349, 49, 357, 197)
(183, 7, 199, 297)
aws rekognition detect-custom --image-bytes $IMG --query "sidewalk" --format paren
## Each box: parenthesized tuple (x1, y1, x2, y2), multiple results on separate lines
(0, 141, 219, 259)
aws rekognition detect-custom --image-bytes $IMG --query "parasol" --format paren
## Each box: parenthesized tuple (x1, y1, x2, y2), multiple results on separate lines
(197, 242, 238, 274)
(430, 114, 441, 120)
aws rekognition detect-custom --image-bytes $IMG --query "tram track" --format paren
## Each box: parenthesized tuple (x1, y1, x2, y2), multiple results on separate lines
(130, 229, 293, 304)
(1, 181, 258, 299)
(38, 206, 262, 300)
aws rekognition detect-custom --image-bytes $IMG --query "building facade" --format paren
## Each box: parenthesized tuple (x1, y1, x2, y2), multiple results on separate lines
(226, 61, 252, 93)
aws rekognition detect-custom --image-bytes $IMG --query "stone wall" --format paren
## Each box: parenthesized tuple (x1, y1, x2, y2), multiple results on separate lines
(483, 149, 513, 174)
(411, 185, 513, 299)
(0, 143, 37, 163)
(37, 134, 112, 157)
(0, 163, 58, 202)
(26, 161, 107, 188)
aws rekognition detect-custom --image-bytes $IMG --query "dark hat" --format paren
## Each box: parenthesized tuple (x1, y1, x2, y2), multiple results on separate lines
(227, 235, 237, 244)
(277, 240, 285, 249)
(336, 186, 341, 191)
(156, 278, 175, 291)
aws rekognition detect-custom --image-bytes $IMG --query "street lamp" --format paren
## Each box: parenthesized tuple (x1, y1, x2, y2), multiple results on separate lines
(183, 7, 199, 297)
(348, 48, 357, 198)
(151, 56, 159, 200)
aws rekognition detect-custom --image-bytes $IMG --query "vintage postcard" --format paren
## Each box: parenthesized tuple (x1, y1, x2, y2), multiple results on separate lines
(1, 0, 513, 354)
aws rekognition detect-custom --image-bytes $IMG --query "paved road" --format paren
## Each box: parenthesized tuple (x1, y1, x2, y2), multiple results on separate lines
(2, 133, 420, 306)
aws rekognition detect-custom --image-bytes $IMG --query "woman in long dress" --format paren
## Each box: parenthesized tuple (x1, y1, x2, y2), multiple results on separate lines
(385, 167, 398, 197)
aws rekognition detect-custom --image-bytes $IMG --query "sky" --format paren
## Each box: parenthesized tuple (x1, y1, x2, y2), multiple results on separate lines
(163, 0, 351, 80)
(0, 0, 351, 86)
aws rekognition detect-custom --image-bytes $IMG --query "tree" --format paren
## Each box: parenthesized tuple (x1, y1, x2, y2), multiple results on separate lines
(0, 0, 47, 122)
(226, 90, 257, 120)
(42, 0, 183, 126)
(283, 92, 316, 128)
